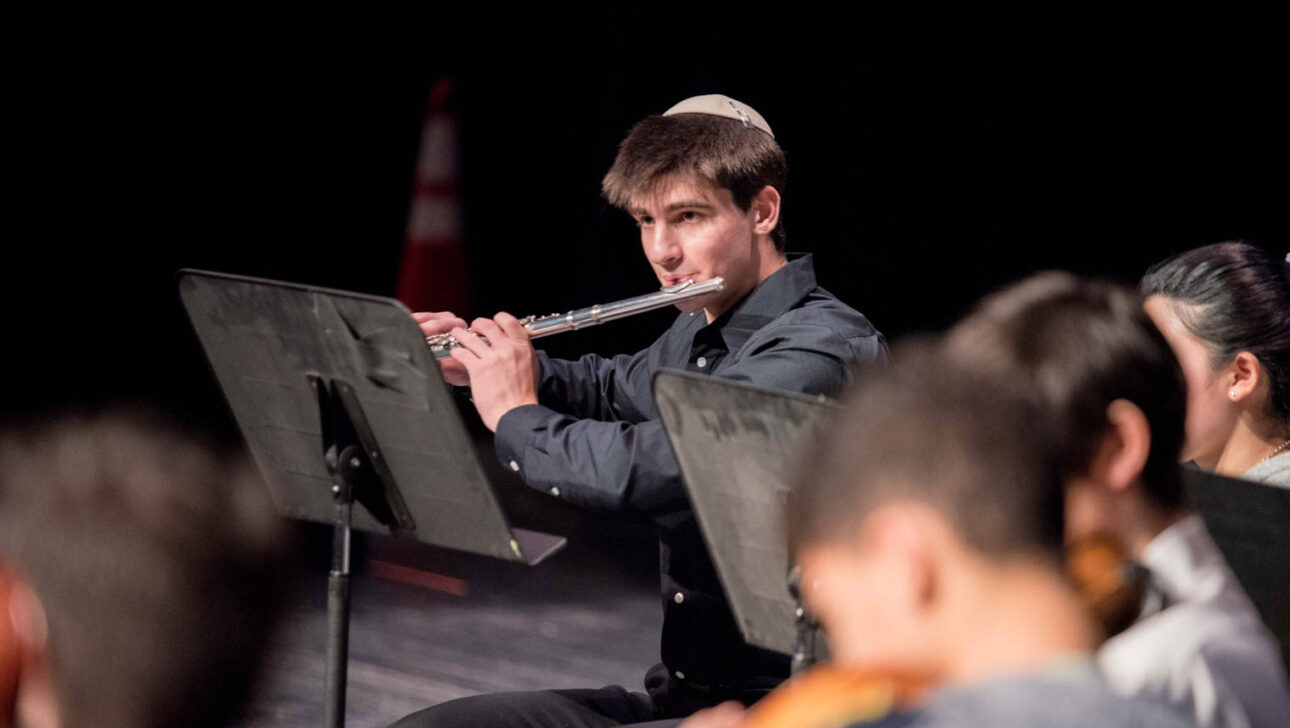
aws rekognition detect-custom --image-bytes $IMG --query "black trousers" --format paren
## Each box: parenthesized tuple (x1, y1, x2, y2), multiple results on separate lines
(389, 663, 776, 728)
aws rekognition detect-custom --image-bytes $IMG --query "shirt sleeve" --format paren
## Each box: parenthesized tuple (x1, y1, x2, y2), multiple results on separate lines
(533, 346, 655, 424)
(494, 321, 885, 522)
(494, 404, 689, 517)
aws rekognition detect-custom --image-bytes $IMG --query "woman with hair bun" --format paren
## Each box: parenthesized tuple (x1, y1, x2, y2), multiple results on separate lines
(1142, 242, 1290, 486)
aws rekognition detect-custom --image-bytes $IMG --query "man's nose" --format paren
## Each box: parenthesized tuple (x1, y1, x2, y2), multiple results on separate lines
(643, 225, 682, 267)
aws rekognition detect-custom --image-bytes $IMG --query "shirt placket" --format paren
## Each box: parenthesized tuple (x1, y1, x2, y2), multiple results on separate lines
(688, 328, 727, 375)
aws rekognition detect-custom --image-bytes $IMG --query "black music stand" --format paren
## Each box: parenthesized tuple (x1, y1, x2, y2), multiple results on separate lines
(655, 371, 1290, 676)
(179, 269, 565, 728)
(1183, 468, 1290, 672)
(653, 370, 838, 670)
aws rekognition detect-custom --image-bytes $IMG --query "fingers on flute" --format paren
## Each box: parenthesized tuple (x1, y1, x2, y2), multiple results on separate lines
(449, 326, 488, 357)
(469, 317, 505, 344)
(494, 312, 530, 340)
(414, 311, 468, 335)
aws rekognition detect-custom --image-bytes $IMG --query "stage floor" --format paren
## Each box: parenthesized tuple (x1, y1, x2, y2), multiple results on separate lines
(238, 540, 663, 727)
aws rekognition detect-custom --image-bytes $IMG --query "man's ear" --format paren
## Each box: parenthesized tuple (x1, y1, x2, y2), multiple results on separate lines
(798, 545, 848, 622)
(2, 568, 54, 728)
(1226, 351, 1262, 404)
(865, 505, 939, 612)
(750, 185, 781, 236)
(2, 567, 25, 719)
(2, 566, 47, 653)
(1091, 399, 1153, 492)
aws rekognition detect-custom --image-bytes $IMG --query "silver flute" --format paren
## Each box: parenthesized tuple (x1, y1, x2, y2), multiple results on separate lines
(427, 277, 725, 360)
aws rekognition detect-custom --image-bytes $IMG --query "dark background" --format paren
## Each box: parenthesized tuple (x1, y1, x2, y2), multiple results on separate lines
(7, 32, 1285, 439)
(4, 31, 1287, 705)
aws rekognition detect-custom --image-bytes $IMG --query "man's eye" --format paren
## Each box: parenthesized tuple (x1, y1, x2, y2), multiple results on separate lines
(679, 211, 701, 222)
(634, 217, 653, 227)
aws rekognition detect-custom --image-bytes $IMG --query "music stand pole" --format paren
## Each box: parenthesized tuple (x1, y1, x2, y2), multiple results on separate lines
(324, 445, 361, 728)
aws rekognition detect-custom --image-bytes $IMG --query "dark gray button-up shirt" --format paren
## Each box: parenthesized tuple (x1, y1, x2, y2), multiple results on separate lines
(495, 253, 886, 686)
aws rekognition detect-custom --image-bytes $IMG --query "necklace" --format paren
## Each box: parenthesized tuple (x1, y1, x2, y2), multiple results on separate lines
(1257, 438, 1290, 466)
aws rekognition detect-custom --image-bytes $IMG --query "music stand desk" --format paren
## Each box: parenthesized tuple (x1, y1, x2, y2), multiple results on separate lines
(653, 370, 837, 660)
(180, 269, 564, 727)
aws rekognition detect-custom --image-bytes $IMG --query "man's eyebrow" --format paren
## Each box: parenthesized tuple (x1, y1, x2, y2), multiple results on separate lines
(664, 200, 715, 212)
(629, 200, 715, 217)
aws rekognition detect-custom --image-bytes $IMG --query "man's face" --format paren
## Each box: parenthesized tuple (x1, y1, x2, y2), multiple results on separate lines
(628, 176, 766, 322)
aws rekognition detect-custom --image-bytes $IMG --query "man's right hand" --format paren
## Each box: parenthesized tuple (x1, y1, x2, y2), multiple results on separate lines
(412, 311, 470, 386)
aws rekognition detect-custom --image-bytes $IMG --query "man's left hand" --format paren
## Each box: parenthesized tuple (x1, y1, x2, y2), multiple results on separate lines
(449, 312, 539, 432)
(677, 701, 747, 728)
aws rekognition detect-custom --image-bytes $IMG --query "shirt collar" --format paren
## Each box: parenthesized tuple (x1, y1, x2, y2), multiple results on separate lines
(1140, 514, 1233, 608)
(701, 253, 818, 353)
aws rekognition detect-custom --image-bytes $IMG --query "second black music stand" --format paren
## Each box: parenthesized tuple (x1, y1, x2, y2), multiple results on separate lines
(653, 370, 838, 668)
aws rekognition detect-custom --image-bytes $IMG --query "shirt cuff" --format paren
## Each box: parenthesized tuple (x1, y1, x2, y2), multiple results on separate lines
(494, 403, 560, 476)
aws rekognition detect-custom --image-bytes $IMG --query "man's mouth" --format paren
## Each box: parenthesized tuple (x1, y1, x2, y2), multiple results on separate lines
(663, 275, 698, 287)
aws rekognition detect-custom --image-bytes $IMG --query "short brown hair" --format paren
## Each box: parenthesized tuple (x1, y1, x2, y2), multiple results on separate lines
(946, 273, 1187, 510)
(790, 341, 1065, 561)
(602, 113, 788, 251)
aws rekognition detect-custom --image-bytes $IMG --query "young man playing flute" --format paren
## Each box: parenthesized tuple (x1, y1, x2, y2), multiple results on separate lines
(397, 94, 886, 728)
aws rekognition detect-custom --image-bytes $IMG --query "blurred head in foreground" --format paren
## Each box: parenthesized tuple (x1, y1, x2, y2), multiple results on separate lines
(936, 274, 1290, 728)
(788, 343, 1095, 683)
(0, 411, 286, 728)
(945, 272, 1187, 555)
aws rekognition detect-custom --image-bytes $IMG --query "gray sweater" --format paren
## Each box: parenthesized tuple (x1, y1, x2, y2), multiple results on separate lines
(1242, 449, 1290, 488)
(844, 665, 1196, 728)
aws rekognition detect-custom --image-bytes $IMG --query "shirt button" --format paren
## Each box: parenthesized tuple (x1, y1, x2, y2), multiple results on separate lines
(673, 591, 685, 604)
(675, 670, 686, 680)
(695, 356, 707, 369)
(508, 459, 520, 472)
(550, 486, 560, 497)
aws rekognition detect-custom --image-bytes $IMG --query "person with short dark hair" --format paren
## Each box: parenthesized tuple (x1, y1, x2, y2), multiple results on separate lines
(682, 345, 1194, 728)
(1141, 242, 1290, 486)
(601, 106, 789, 253)
(398, 95, 886, 728)
(0, 411, 286, 728)
(945, 273, 1290, 728)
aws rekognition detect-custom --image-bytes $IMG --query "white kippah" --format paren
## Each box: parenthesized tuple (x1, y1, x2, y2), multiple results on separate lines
(662, 94, 774, 139)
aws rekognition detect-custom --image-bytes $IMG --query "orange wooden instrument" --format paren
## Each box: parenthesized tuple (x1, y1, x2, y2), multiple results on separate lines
(742, 666, 931, 728)
(1064, 532, 1145, 638)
